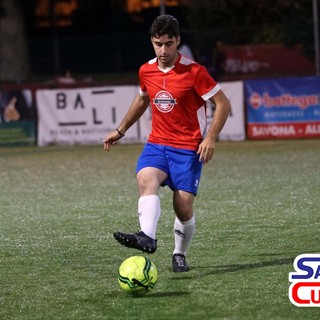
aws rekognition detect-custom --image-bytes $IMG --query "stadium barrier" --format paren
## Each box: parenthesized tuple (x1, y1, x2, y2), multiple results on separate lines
(245, 76, 320, 139)
(0, 76, 319, 146)
(0, 87, 36, 146)
(36, 81, 245, 146)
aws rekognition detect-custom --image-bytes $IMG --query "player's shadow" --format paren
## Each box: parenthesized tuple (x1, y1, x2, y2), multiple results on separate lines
(142, 291, 191, 298)
(169, 256, 296, 280)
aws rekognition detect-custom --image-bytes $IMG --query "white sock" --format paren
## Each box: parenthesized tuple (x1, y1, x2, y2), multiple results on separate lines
(138, 195, 161, 240)
(173, 216, 195, 256)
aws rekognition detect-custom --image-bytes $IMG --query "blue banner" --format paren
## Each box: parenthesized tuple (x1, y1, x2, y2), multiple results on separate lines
(245, 77, 320, 139)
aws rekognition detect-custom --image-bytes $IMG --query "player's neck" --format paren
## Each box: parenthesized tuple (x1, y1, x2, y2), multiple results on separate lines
(158, 52, 180, 70)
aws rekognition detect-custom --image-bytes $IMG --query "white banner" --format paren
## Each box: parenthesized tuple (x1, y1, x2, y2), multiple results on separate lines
(36, 86, 138, 146)
(215, 81, 245, 141)
(36, 82, 245, 146)
(139, 81, 245, 142)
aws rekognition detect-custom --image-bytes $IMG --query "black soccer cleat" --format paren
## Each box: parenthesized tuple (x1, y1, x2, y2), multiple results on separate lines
(113, 231, 157, 253)
(172, 254, 190, 272)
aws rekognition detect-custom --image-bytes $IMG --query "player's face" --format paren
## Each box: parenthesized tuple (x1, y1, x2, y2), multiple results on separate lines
(151, 35, 180, 68)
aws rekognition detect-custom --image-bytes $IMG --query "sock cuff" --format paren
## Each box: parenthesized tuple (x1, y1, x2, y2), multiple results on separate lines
(139, 194, 160, 203)
(175, 216, 195, 227)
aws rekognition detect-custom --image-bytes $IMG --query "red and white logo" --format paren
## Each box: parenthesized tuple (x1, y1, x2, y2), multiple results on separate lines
(153, 90, 177, 113)
(289, 254, 320, 307)
(249, 92, 262, 109)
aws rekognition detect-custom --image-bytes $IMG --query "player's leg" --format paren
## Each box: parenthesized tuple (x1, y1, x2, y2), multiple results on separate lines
(165, 146, 202, 272)
(172, 190, 195, 272)
(136, 167, 167, 239)
(113, 143, 168, 253)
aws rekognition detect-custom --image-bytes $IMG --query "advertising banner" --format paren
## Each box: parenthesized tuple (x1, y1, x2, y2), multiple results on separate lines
(139, 81, 245, 142)
(0, 88, 35, 146)
(214, 81, 245, 141)
(221, 43, 314, 78)
(36, 86, 138, 146)
(245, 77, 320, 139)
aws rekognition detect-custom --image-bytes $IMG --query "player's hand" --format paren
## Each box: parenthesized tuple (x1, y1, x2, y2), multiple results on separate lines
(197, 137, 215, 164)
(102, 130, 123, 151)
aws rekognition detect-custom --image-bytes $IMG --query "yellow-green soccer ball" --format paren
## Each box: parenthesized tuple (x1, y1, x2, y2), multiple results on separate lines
(118, 256, 158, 296)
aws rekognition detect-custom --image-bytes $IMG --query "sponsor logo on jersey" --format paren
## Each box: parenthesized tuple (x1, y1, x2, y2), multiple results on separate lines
(153, 90, 177, 113)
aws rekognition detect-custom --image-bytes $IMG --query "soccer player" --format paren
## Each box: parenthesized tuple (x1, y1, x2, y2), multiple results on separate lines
(103, 15, 231, 272)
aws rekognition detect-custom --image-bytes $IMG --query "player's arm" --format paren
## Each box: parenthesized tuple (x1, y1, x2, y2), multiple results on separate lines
(197, 90, 231, 163)
(103, 93, 150, 151)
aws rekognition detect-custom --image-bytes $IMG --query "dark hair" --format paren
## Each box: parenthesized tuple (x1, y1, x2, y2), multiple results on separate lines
(149, 15, 180, 38)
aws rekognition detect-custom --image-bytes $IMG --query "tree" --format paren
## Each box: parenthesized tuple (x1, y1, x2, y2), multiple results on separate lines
(0, 0, 31, 82)
(181, 0, 316, 59)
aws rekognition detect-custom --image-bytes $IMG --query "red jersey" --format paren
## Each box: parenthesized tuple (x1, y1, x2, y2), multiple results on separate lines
(139, 53, 221, 151)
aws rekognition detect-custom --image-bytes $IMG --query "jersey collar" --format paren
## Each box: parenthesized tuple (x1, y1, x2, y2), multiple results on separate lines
(157, 53, 181, 73)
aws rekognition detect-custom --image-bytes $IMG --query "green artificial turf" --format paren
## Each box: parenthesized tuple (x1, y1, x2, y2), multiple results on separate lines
(1, 140, 319, 319)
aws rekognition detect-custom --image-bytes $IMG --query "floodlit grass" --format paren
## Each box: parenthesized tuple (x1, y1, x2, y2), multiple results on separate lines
(1, 140, 320, 320)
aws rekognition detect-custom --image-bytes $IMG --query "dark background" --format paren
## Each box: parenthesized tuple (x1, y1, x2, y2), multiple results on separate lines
(0, 0, 319, 80)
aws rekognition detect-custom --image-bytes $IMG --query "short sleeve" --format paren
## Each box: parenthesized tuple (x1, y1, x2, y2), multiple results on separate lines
(194, 65, 220, 101)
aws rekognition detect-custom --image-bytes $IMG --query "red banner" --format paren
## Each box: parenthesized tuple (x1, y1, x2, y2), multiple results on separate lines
(248, 122, 320, 139)
(221, 44, 314, 77)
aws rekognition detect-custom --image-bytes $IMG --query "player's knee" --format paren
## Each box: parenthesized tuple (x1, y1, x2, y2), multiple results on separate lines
(173, 200, 194, 221)
(173, 192, 194, 221)
(137, 175, 159, 195)
(175, 210, 193, 222)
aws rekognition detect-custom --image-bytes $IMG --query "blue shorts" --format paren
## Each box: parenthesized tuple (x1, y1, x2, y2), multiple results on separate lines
(136, 143, 203, 195)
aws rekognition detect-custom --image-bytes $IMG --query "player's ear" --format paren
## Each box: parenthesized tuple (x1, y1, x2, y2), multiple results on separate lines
(176, 36, 181, 46)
